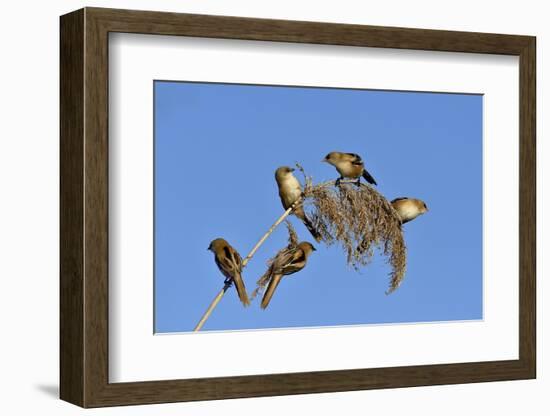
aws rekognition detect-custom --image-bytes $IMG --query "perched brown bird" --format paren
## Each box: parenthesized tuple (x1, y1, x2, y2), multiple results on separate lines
(275, 166, 321, 242)
(259, 241, 316, 309)
(207, 238, 250, 306)
(391, 197, 429, 224)
(322, 152, 377, 186)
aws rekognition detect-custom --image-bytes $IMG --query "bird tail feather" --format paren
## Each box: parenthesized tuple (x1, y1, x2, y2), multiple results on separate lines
(362, 169, 377, 186)
(293, 206, 322, 242)
(261, 274, 282, 309)
(233, 273, 250, 307)
(301, 214, 322, 242)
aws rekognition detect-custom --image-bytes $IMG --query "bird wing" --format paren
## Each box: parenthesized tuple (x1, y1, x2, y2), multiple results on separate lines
(216, 245, 241, 279)
(277, 247, 307, 276)
(232, 247, 243, 271)
(222, 245, 249, 306)
(343, 152, 363, 164)
(270, 248, 295, 274)
(391, 197, 409, 203)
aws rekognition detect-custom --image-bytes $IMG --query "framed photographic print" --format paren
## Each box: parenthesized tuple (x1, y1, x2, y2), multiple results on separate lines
(60, 7, 536, 408)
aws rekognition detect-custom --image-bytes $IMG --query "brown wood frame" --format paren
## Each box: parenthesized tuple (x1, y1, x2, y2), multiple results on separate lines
(60, 7, 536, 408)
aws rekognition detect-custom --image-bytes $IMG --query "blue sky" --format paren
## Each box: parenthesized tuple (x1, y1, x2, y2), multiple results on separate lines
(154, 81, 483, 333)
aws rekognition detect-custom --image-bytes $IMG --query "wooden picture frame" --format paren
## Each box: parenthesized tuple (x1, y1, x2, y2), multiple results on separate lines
(60, 7, 536, 408)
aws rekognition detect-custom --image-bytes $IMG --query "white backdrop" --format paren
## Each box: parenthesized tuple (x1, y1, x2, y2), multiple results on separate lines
(0, 0, 545, 415)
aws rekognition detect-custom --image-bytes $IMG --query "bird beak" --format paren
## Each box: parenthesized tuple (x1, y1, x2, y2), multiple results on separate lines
(289, 168, 295, 172)
(321, 158, 327, 163)
(312, 245, 317, 251)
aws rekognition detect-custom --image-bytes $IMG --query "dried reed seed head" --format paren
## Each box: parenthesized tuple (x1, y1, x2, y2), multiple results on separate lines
(303, 180, 407, 294)
(285, 220, 299, 248)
